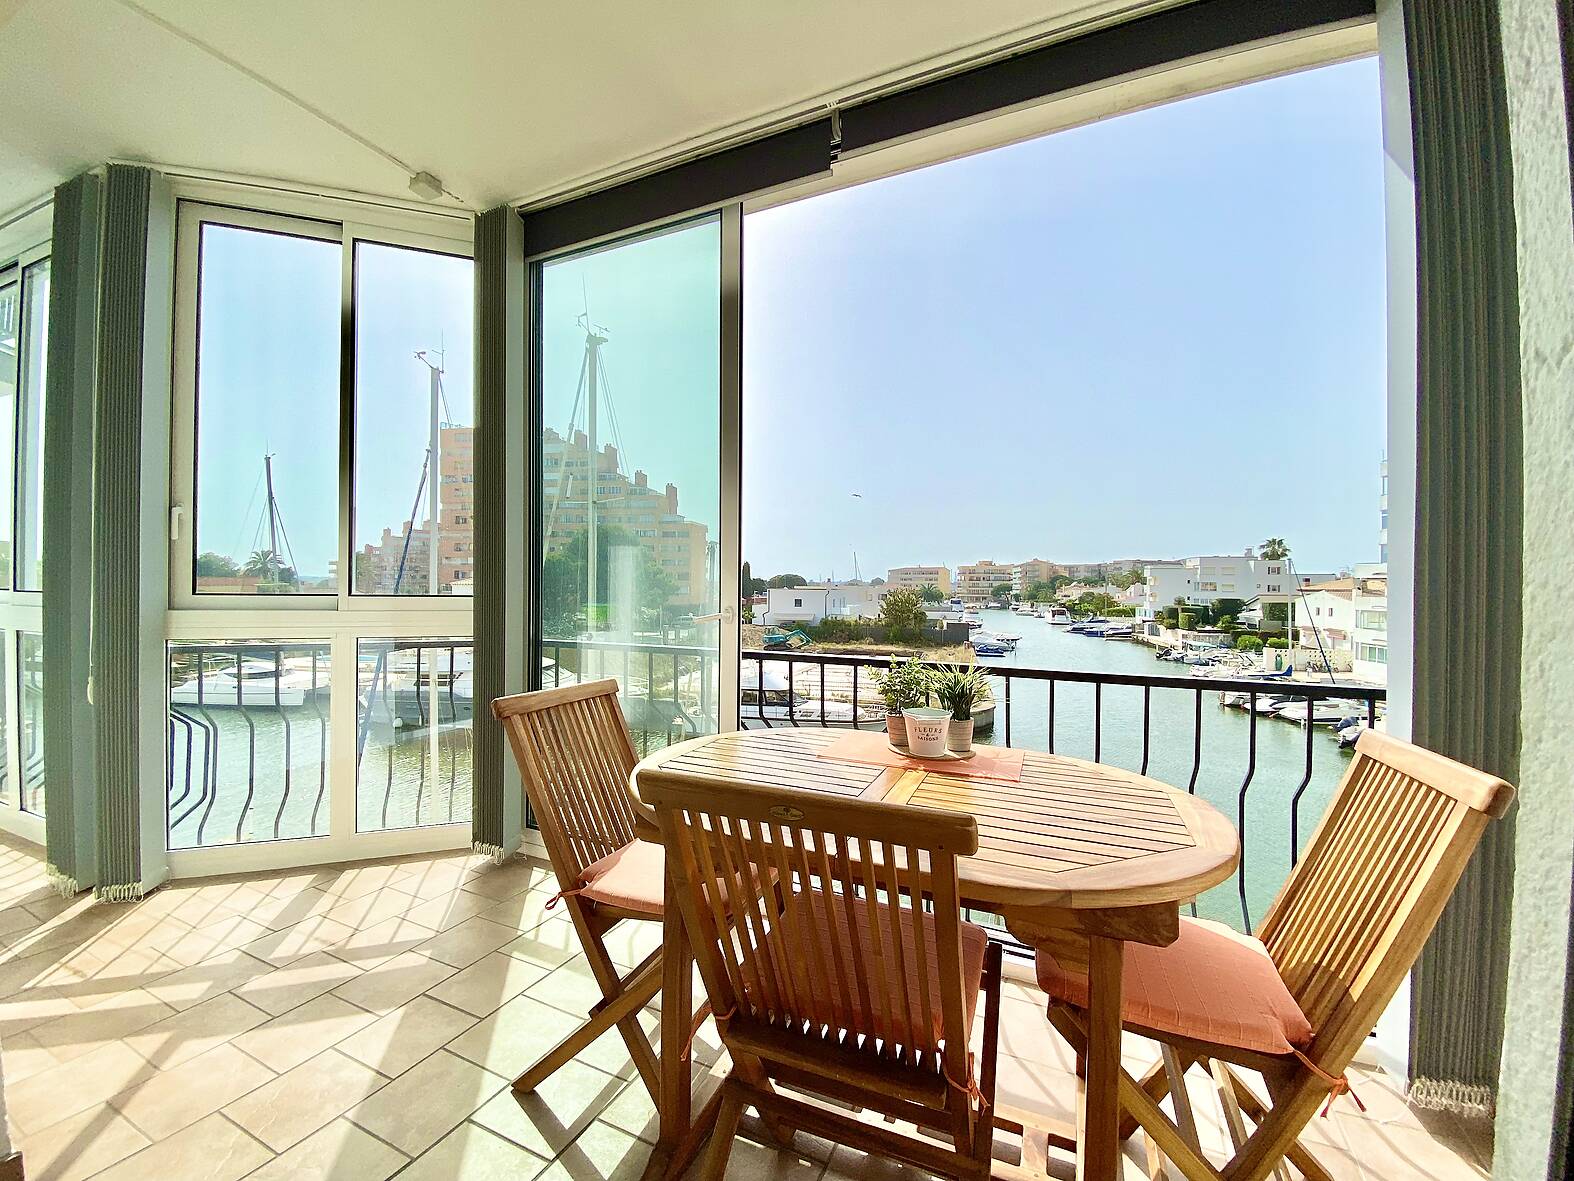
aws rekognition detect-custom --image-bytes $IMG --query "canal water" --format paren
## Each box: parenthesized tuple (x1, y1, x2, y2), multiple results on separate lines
(967, 609, 1360, 929)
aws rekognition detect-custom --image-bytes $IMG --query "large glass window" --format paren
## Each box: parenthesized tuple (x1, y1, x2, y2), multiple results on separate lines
(0, 275, 17, 587)
(351, 243, 475, 596)
(18, 631, 43, 815)
(355, 638, 473, 830)
(16, 261, 49, 591)
(193, 224, 340, 594)
(537, 216, 724, 752)
(166, 640, 332, 849)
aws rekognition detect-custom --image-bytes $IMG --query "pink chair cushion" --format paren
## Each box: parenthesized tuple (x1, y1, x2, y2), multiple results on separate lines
(1035, 917, 1313, 1057)
(576, 840, 665, 916)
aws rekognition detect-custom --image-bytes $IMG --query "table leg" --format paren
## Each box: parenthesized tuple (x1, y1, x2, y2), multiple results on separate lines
(1081, 935, 1125, 1181)
(657, 868, 694, 1160)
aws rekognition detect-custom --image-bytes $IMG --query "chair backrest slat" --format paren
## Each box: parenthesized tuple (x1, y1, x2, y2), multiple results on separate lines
(645, 769, 980, 1082)
(1257, 729, 1512, 1067)
(491, 680, 644, 890)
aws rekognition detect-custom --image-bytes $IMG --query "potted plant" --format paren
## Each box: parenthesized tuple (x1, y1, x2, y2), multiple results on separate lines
(930, 664, 990, 753)
(873, 658, 930, 745)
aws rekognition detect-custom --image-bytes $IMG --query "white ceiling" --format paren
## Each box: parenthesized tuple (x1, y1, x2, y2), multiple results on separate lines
(0, 0, 1170, 219)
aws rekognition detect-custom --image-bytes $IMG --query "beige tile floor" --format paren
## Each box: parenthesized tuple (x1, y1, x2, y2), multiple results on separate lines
(0, 831, 1491, 1181)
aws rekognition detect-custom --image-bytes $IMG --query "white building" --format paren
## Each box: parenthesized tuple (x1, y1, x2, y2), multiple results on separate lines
(759, 583, 887, 626)
(1295, 568, 1388, 683)
(1139, 553, 1337, 622)
(955, 560, 1013, 606)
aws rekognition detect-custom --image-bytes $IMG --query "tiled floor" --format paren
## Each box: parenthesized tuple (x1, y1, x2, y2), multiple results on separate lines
(0, 831, 1491, 1181)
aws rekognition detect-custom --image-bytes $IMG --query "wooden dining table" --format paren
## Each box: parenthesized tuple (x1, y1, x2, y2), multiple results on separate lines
(630, 727, 1239, 1181)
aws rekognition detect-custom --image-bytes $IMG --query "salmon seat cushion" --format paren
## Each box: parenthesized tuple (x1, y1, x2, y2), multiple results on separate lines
(1035, 917, 1313, 1057)
(576, 840, 665, 916)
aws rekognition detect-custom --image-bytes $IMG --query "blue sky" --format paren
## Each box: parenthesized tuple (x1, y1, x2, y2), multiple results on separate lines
(743, 57, 1387, 579)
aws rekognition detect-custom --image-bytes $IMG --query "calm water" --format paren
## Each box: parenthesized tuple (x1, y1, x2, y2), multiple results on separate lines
(968, 609, 1361, 929)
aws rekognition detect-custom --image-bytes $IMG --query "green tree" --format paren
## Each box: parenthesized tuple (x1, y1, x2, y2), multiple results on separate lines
(917, 583, 945, 603)
(739, 561, 768, 597)
(1072, 591, 1120, 615)
(767, 573, 808, 589)
(879, 588, 927, 639)
(197, 552, 240, 578)
(1111, 569, 1147, 590)
(541, 526, 676, 638)
(990, 582, 1014, 602)
(1025, 579, 1059, 601)
(243, 549, 280, 578)
(1260, 538, 1290, 561)
(1235, 635, 1264, 653)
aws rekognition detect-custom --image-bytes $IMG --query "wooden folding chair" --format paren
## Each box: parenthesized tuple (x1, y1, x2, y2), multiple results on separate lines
(1034, 728, 1514, 1181)
(643, 771, 1004, 1181)
(491, 679, 683, 1101)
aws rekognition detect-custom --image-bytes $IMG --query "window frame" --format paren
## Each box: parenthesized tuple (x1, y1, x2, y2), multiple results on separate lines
(170, 201, 476, 616)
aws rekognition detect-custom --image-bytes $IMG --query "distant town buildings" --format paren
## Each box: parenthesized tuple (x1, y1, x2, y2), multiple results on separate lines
(885, 565, 953, 596)
(540, 427, 710, 606)
(1136, 552, 1335, 622)
(1298, 565, 1388, 681)
(356, 423, 475, 594)
(955, 560, 1015, 605)
(1011, 558, 1063, 596)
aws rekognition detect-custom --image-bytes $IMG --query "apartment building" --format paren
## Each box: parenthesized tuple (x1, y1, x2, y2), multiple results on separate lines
(885, 565, 952, 596)
(1012, 558, 1064, 596)
(955, 559, 1014, 605)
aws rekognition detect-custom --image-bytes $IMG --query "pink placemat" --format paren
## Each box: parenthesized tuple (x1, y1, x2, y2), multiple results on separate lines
(816, 730, 1024, 782)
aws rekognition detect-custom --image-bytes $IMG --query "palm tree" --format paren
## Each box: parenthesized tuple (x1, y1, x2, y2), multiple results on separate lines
(244, 549, 281, 578)
(917, 583, 944, 604)
(1260, 537, 1290, 561)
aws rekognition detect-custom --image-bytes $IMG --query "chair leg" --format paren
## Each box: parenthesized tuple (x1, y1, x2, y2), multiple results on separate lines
(1223, 1068, 1335, 1181)
(698, 1079, 747, 1181)
(512, 955, 662, 1094)
(1163, 1045, 1201, 1151)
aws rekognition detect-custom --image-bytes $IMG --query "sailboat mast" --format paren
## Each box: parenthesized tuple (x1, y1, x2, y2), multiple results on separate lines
(584, 322, 605, 624)
(427, 357, 442, 595)
(264, 453, 281, 583)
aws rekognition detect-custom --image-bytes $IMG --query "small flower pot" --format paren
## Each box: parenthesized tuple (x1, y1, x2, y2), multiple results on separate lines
(886, 712, 908, 746)
(902, 708, 951, 759)
(947, 717, 975, 753)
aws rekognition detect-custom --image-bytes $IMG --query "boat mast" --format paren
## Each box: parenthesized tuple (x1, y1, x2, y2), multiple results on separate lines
(263, 453, 281, 584)
(416, 350, 444, 595)
(579, 312, 607, 626)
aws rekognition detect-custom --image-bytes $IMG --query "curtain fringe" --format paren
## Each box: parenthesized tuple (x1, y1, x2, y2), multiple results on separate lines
(472, 841, 508, 866)
(45, 865, 80, 898)
(1408, 1077, 1496, 1117)
(94, 881, 146, 904)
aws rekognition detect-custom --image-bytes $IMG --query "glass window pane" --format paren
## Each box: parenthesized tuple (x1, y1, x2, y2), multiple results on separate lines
(0, 276, 18, 587)
(194, 224, 340, 594)
(16, 260, 49, 591)
(18, 632, 43, 815)
(537, 217, 723, 754)
(355, 638, 472, 830)
(0, 638, 8, 808)
(351, 243, 475, 595)
(166, 640, 331, 848)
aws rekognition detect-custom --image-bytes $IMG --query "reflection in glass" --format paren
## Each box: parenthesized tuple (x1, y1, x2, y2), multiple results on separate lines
(538, 217, 722, 753)
(0, 277, 17, 586)
(355, 638, 473, 831)
(166, 641, 331, 848)
(352, 244, 475, 595)
(0, 640, 7, 807)
(16, 261, 49, 591)
(194, 225, 340, 594)
(18, 632, 43, 815)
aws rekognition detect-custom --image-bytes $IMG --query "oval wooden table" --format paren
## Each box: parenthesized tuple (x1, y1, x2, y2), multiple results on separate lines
(632, 728, 1239, 1181)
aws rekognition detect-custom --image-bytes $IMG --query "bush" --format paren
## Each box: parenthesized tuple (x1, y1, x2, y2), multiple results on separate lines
(1216, 615, 1235, 630)
(1265, 637, 1290, 650)
(880, 588, 928, 633)
(811, 617, 860, 643)
(1178, 612, 1197, 630)
(1235, 635, 1264, 653)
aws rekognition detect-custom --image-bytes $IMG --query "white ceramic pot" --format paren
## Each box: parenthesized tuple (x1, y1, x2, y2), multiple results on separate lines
(886, 712, 908, 746)
(902, 708, 951, 759)
(947, 717, 975, 753)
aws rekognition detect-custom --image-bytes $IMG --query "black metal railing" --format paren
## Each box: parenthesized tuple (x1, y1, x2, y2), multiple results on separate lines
(541, 637, 719, 753)
(167, 641, 332, 848)
(356, 639, 474, 832)
(739, 648, 1386, 933)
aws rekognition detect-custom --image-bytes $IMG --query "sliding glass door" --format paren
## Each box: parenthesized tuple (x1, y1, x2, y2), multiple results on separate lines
(533, 212, 738, 751)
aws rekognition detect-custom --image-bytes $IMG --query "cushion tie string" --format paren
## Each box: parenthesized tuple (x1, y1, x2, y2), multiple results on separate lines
(1291, 1049, 1366, 1117)
(544, 885, 586, 911)
(942, 1051, 989, 1111)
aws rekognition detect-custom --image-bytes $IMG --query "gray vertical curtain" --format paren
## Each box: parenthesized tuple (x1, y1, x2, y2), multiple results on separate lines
(41, 172, 102, 894)
(470, 205, 527, 858)
(89, 164, 174, 900)
(1403, 0, 1523, 1112)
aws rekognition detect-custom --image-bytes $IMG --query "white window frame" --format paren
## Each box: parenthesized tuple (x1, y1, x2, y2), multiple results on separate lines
(165, 193, 476, 876)
(0, 239, 50, 845)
